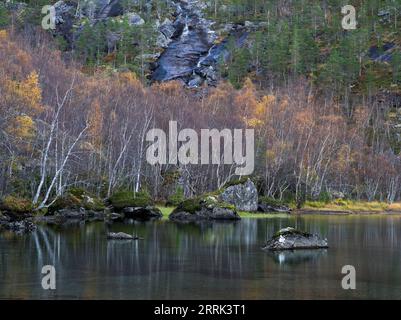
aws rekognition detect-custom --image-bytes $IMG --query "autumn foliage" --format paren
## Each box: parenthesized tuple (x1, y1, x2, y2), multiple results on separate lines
(0, 29, 400, 206)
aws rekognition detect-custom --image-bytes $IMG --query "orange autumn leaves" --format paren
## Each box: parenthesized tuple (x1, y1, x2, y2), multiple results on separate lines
(234, 78, 275, 128)
(3, 71, 43, 144)
(0, 31, 43, 145)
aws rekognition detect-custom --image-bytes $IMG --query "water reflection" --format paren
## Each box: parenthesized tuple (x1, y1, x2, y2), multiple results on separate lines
(1, 215, 401, 299)
(266, 249, 328, 266)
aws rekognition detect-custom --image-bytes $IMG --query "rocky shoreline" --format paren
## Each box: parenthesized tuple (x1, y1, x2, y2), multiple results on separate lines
(3, 178, 399, 236)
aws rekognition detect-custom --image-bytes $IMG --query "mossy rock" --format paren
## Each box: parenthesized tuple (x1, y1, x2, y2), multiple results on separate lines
(49, 188, 105, 214)
(0, 195, 33, 214)
(109, 190, 153, 211)
(174, 197, 202, 214)
(172, 195, 236, 215)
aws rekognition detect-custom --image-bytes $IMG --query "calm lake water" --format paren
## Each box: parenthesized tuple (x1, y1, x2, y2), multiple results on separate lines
(1, 215, 401, 300)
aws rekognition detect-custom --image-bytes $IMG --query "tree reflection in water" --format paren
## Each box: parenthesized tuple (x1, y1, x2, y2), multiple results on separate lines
(1, 215, 401, 299)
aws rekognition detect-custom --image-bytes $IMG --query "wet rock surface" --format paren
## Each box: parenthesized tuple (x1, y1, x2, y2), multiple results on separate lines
(151, 1, 252, 86)
(263, 227, 328, 251)
(152, 0, 217, 83)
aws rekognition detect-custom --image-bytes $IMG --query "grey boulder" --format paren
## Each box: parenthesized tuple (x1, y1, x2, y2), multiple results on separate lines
(219, 179, 258, 212)
(263, 227, 328, 251)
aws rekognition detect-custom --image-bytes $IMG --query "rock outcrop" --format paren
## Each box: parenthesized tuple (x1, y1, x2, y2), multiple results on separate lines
(108, 190, 162, 221)
(123, 206, 163, 220)
(219, 179, 258, 212)
(263, 227, 328, 251)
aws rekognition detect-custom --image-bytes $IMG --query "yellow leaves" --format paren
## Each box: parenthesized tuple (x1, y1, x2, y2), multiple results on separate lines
(4, 71, 44, 116)
(0, 29, 7, 41)
(6, 115, 36, 140)
(235, 78, 276, 128)
(255, 94, 276, 117)
(244, 117, 264, 128)
(19, 72, 43, 113)
(118, 71, 145, 94)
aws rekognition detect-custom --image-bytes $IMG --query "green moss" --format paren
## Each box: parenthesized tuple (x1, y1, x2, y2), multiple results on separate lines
(0, 195, 33, 213)
(109, 190, 153, 210)
(69, 187, 86, 198)
(175, 198, 202, 214)
(273, 227, 308, 239)
(222, 176, 251, 189)
(173, 194, 237, 214)
(166, 186, 184, 206)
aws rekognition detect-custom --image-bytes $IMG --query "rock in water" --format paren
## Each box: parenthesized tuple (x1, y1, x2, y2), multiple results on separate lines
(107, 232, 138, 240)
(219, 179, 258, 212)
(263, 227, 328, 251)
(169, 196, 241, 222)
(122, 206, 163, 221)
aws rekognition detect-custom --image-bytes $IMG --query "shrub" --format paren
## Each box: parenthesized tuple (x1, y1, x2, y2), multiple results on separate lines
(0, 195, 33, 213)
(259, 196, 287, 207)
